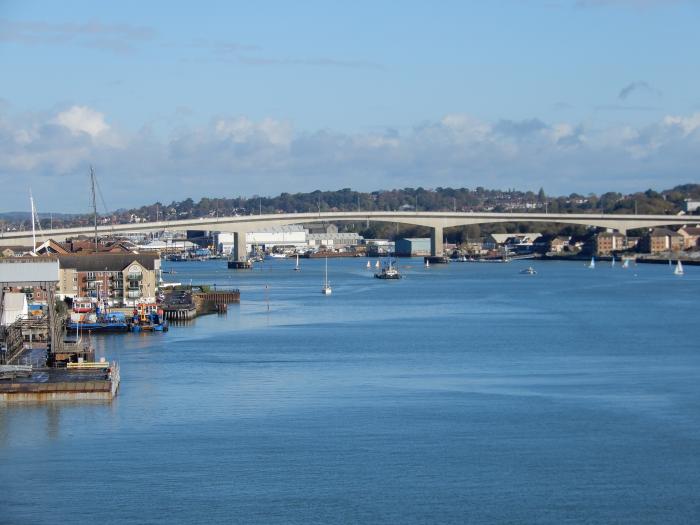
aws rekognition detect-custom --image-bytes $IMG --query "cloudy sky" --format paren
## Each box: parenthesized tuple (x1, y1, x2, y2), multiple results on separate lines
(1, 0, 699, 213)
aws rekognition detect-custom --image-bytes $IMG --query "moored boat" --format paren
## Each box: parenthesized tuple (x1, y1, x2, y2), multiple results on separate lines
(322, 257, 332, 295)
(131, 303, 169, 332)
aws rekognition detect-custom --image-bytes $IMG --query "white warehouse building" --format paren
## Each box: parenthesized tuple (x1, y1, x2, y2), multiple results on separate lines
(215, 226, 308, 255)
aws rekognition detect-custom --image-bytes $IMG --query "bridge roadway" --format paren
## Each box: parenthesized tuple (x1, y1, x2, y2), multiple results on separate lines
(1, 211, 695, 259)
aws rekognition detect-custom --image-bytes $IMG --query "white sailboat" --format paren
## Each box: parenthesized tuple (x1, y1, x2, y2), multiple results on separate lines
(375, 260, 380, 268)
(322, 257, 332, 294)
(294, 254, 301, 271)
(674, 260, 684, 276)
(611, 256, 615, 267)
(587, 257, 595, 269)
(622, 258, 630, 269)
(425, 259, 430, 268)
(366, 260, 371, 269)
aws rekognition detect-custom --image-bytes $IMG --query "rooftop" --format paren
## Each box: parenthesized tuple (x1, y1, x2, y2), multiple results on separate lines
(0, 259, 60, 283)
(57, 253, 159, 272)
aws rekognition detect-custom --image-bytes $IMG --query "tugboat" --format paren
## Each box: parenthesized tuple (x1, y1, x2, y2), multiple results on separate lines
(375, 257, 402, 280)
(131, 303, 169, 332)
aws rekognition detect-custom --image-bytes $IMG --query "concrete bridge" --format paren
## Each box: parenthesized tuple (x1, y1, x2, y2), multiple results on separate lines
(1, 211, 695, 259)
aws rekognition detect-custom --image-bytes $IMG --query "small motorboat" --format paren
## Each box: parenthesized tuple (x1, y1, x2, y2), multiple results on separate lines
(520, 266, 537, 275)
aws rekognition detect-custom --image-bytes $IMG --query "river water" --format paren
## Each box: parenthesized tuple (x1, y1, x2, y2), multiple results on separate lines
(1, 258, 699, 524)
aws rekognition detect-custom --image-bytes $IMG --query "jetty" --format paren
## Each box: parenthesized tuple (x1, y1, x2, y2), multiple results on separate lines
(161, 287, 240, 321)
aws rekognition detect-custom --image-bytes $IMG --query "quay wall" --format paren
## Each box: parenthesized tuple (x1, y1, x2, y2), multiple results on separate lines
(0, 362, 120, 402)
(0, 380, 117, 402)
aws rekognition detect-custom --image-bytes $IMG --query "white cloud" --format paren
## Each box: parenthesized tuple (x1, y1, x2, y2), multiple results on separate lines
(0, 104, 698, 211)
(663, 112, 700, 136)
(214, 116, 292, 147)
(53, 106, 109, 137)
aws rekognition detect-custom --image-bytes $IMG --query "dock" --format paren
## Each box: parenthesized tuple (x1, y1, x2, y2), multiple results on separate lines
(0, 263, 121, 402)
(161, 288, 240, 321)
(0, 361, 120, 402)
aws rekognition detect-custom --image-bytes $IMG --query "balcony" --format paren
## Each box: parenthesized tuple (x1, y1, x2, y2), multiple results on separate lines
(127, 290, 142, 299)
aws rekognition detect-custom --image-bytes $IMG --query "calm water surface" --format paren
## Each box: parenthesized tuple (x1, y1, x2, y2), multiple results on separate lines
(1, 258, 699, 524)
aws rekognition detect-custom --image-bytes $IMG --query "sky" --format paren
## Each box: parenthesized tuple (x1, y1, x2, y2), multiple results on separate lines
(0, 0, 699, 213)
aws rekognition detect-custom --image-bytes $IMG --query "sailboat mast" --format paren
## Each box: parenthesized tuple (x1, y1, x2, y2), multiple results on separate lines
(90, 166, 98, 253)
(29, 189, 36, 252)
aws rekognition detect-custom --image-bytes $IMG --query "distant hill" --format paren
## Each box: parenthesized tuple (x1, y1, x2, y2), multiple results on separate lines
(0, 211, 78, 222)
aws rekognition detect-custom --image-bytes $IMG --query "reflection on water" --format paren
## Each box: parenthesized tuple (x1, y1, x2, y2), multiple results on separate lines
(1, 258, 699, 524)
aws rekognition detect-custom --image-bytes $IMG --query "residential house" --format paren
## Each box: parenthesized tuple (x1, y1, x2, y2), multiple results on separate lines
(677, 226, 700, 250)
(59, 238, 136, 254)
(549, 236, 571, 253)
(1, 246, 32, 258)
(34, 239, 70, 255)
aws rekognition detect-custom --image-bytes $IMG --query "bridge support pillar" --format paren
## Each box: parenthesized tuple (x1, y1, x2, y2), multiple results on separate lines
(228, 231, 252, 269)
(233, 231, 247, 261)
(430, 226, 443, 257)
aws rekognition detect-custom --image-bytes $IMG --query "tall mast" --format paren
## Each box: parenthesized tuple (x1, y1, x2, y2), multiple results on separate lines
(30, 189, 36, 252)
(90, 165, 98, 253)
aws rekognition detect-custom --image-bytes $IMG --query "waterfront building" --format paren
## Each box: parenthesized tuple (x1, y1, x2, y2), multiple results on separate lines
(56, 253, 160, 306)
(307, 232, 362, 250)
(595, 232, 627, 255)
(395, 238, 431, 256)
(297, 223, 363, 250)
(460, 239, 486, 255)
(639, 228, 684, 254)
(213, 232, 235, 254)
(483, 233, 542, 250)
(364, 239, 394, 256)
(549, 236, 571, 253)
(215, 226, 308, 255)
(677, 226, 700, 249)
(0, 259, 60, 323)
(534, 235, 571, 254)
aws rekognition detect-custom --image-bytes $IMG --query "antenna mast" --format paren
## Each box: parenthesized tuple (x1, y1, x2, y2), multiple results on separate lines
(90, 166, 98, 253)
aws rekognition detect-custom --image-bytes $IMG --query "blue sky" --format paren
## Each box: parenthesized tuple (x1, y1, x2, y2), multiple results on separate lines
(1, 0, 699, 212)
